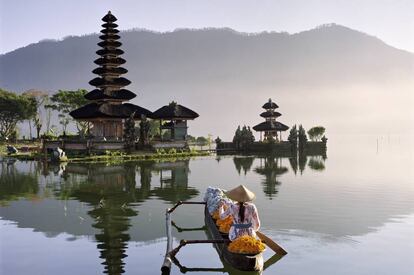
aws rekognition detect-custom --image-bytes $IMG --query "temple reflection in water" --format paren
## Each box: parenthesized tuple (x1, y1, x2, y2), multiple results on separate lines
(233, 149, 327, 199)
(0, 150, 326, 274)
(51, 160, 196, 274)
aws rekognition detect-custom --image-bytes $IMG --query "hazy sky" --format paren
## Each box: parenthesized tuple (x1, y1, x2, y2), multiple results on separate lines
(0, 0, 413, 54)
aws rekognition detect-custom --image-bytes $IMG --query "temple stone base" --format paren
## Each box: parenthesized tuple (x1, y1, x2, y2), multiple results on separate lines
(151, 140, 187, 149)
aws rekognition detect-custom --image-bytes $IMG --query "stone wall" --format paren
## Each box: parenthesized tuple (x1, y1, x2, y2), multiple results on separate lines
(43, 140, 125, 153)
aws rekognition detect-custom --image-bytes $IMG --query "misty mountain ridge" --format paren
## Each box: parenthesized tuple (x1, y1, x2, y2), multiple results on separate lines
(1, 24, 413, 138)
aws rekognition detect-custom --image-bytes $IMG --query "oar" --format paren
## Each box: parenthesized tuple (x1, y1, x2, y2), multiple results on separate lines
(256, 231, 288, 255)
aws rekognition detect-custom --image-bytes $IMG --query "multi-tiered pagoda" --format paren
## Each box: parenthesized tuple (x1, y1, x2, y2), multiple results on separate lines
(253, 99, 289, 141)
(70, 11, 151, 140)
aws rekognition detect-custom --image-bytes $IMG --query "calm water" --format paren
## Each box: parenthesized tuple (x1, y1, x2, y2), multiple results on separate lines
(0, 135, 413, 275)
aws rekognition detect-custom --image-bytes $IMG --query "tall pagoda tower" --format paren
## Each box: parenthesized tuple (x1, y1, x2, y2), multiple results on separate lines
(70, 11, 151, 140)
(253, 99, 289, 141)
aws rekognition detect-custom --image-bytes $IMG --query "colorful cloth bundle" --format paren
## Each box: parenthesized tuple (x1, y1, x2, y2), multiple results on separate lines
(203, 187, 229, 214)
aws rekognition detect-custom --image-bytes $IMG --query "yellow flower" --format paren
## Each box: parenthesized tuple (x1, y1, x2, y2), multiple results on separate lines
(228, 235, 265, 254)
(216, 215, 233, 233)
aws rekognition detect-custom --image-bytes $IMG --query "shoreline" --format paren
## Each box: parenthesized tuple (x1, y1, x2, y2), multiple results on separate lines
(0, 150, 211, 164)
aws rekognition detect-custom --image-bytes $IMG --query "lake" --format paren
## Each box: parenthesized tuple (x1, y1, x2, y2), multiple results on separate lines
(0, 135, 413, 275)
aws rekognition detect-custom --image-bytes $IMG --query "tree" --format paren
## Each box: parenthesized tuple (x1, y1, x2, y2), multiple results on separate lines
(307, 126, 325, 141)
(20, 93, 37, 139)
(123, 113, 136, 153)
(34, 114, 42, 139)
(138, 115, 150, 145)
(196, 136, 208, 150)
(232, 125, 254, 150)
(232, 126, 242, 149)
(147, 120, 160, 140)
(298, 125, 307, 150)
(45, 89, 88, 137)
(288, 125, 298, 146)
(22, 89, 48, 139)
(207, 134, 213, 149)
(196, 136, 208, 145)
(0, 89, 36, 140)
(187, 135, 196, 143)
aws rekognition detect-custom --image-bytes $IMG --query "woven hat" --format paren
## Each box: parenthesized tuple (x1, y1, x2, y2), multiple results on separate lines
(225, 185, 256, 202)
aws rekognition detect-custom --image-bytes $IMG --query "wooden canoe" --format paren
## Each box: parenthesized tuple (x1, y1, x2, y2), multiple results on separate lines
(204, 206, 264, 271)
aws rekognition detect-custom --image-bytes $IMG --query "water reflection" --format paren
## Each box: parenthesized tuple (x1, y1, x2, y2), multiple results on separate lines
(232, 150, 327, 199)
(152, 160, 199, 203)
(61, 164, 140, 274)
(3, 139, 414, 275)
(233, 156, 254, 175)
(0, 159, 199, 275)
(59, 161, 198, 274)
(255, 157, 288, 198)
(0, 161, 39, 205)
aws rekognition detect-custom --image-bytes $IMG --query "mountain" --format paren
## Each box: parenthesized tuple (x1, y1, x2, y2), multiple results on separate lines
(1, 24, 413, 138)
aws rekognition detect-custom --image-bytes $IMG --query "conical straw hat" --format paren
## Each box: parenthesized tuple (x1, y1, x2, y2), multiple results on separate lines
(225, 185, 256, 202)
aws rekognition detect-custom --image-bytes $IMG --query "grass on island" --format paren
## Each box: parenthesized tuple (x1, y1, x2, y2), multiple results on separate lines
(0, 142, 211, 163)
(68, 149, 210, 164)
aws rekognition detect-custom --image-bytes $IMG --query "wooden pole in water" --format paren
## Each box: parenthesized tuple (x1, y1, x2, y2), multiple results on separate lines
(161, 210, 173, 274)
(161, 201, 206, 274)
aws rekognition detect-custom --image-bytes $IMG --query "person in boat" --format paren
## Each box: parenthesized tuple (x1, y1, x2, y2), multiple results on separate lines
(219, 185, 261, 241)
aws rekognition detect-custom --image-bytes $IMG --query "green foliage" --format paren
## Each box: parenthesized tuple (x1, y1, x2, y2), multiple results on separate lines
(46, 89, 88, 113)
(187, 135, 196, 143)
(196, 136, 208, 145)
(0, 166, 39, 205)
(0, 89, 37, 139)
(307, 126, 326, 141)
(288, 125, 298, 146)
(123, 114, 136, 153)
(41, 132, 58, 140)
(45, 89, 88, 135)
(298, 125, 307, 148)
(147, 119, 160, 140)
(168, 148, 177, 154)
(34, 114, 42, 139)
(105, 150, 125, 157)
(156, 148, 166, 155)
(308, 157, 325, 171)
(22, 89, 48, 138)
(232, 125, 255, 150)
(41, 126, 59, 140)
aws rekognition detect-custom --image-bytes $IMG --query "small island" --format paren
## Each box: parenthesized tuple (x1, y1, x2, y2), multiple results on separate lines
(216, 98, 327, 157)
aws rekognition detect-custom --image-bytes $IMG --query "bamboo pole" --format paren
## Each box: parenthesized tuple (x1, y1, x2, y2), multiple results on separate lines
(171, 255, 225, 273)
(170, 239, 230, 257)
(168, 201, 206, 214)
(161, 201, 206, 274)
(161, 210, 173, 274)
(171, 220, 206, 232)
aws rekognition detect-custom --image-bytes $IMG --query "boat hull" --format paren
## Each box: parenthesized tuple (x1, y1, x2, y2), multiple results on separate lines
(204, 207, 264, 271)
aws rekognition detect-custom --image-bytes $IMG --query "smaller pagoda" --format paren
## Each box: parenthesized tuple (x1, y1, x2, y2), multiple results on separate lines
(70, 11, 151, 140)
(151, 102, 199, 141)
(253, 99, 289, 141)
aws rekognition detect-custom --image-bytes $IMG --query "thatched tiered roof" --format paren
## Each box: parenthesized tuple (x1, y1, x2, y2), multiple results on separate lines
(151, 102, 199, 120)
(253, 98, 289, 132)
(262, 99, 278, 110)
(70, 11, 151, 120)
(253, 120, 289, 131)
(70, 102, 152, 119)
(260, 110, 281, 118)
